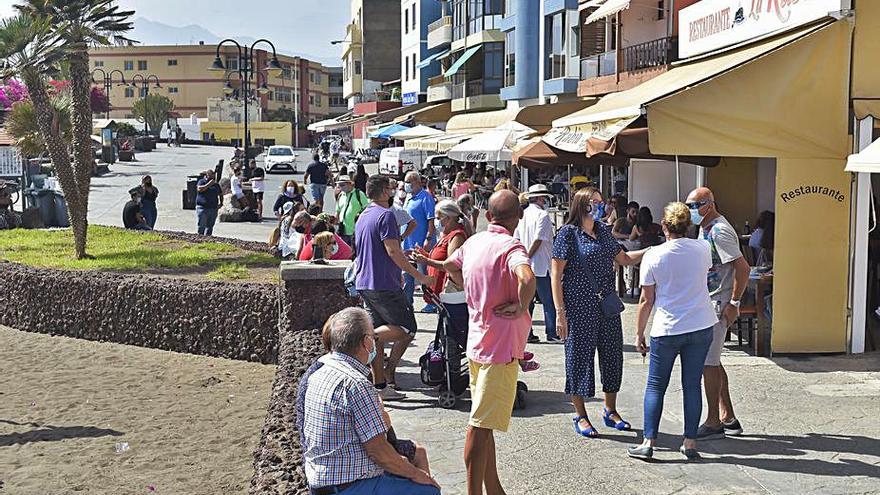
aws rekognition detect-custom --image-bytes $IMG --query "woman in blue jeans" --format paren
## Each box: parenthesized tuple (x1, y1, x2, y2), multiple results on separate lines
(629, 202, 718, 460)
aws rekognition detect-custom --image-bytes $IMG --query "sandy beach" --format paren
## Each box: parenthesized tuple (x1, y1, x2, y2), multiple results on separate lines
(0, 325, 275, 495)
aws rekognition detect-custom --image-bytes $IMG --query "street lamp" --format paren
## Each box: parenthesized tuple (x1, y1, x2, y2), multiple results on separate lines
(130, 73, 161, 135)
(208, 38, 282, 160)
(90, 68, 127, 119)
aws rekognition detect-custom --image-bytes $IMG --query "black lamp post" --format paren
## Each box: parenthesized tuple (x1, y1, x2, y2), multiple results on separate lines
(208, 38, 283, 160)
(130, 73, 161, 135)
(90, 68, 127, 119)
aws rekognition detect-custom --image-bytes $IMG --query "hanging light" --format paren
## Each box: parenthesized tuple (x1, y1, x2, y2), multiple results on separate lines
(209, 56, 226, 71)
(256, 81, 270, 95)
(266, 56, 283, 77)
(223, 81, 235, 96)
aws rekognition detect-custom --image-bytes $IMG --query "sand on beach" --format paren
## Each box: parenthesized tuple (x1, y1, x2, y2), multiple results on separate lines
(0, 325, 276, 495)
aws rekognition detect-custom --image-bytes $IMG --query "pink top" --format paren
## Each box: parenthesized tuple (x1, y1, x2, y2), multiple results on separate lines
(448, 224, 531, 364)
(452, 182, 471, 199)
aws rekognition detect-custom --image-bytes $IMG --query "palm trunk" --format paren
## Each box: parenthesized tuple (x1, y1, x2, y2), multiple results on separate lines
(22, 70, 88, 257)
(68, 45, 95, 258)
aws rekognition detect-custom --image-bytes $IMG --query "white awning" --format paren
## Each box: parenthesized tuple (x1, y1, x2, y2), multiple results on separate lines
(579, 0, 607, 11)
(847, 138, 880, 173)
(447, 122, 536, 163)
(390, 125, 444, 140)
(584, 0, 630, 25)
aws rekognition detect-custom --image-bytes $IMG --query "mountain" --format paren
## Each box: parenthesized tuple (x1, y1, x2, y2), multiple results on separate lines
(128, 17, 341, 67)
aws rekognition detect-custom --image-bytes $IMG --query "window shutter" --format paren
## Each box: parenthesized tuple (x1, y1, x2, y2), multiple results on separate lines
(580, 8, 606, 57)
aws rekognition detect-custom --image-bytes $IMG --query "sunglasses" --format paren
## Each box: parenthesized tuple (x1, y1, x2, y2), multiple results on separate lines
(686, 200, 711, 210)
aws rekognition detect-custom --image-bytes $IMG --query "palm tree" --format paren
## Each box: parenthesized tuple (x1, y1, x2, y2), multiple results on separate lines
(15, 0, 135, 258)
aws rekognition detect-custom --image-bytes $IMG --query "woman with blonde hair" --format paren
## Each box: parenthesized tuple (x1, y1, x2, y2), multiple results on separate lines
(452, 171, 475, 199)
(551, 187, 650, 438)
(627, 202, 716, 460)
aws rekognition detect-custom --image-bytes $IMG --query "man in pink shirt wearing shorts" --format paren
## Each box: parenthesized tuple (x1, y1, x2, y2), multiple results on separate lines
(445, 190, 536, 495)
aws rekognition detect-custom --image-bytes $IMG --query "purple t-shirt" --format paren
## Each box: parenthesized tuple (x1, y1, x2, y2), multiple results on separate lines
(355, 203, 402, 291)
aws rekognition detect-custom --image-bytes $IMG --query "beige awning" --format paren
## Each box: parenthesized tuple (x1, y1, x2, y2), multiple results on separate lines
(446, 108, 519, 134)
(392, 102, 453, 125)
(584, 0, 630, 24)
(546, 21, 833, 153)
(847, 138, 880, 173)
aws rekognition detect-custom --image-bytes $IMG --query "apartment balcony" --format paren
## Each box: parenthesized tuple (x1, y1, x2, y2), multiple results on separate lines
(451, 77, 504, 113)
(427, 75, 452, 102)
(578, 37, 678, 97)
(427, 16, 452, 50)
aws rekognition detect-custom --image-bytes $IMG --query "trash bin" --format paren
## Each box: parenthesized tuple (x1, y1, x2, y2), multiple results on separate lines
(52, 192, 69, 227)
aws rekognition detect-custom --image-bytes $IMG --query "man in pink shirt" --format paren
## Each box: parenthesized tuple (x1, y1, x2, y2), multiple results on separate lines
(445, 190, 536, 495)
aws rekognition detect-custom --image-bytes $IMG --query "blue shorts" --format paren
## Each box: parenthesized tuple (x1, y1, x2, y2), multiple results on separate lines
(310, 183, 328, 203)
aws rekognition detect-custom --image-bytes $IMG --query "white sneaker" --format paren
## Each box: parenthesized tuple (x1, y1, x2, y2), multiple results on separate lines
(378, 386, 406, 401)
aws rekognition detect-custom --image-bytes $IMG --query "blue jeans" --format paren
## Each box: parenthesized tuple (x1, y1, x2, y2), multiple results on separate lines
(311, 474, 440, 495)
(141, 200, 157, 228)
(643, 327, 713, 440)
(534, 275, 557, 339)
(310, 183, 327, 204)
(403, 263, 427, 304)
(196, 206, 218, 236)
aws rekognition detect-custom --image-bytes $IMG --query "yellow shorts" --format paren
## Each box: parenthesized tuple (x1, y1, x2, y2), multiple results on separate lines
(468, 359, 519, 432)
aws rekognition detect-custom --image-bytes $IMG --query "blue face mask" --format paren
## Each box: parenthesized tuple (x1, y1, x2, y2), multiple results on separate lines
(592, 202, 605, 220)
(434, 218, 443, 232)
(690, 208, 704, 226)
(404, 183, 413, 194)
(366, 339, 377, 365)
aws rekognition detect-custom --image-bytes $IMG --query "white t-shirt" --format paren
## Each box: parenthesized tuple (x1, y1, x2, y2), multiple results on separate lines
(230, 175, 244, 198)
(514, 203, 554, 277)
(640, 237, 718, 337)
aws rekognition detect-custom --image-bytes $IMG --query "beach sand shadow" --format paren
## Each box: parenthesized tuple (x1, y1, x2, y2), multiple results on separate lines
(0, 422, 124, 447)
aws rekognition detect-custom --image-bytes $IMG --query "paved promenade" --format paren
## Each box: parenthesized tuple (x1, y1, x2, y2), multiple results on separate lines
(387, 303, 880, 495)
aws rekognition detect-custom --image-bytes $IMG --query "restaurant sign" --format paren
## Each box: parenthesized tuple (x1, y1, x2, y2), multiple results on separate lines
(678, 0, 847, 59)
(543, 116, 639, 153)
(779, 184, 846, 203)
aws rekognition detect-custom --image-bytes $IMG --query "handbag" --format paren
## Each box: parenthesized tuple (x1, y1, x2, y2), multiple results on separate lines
(568, 226, 625, 318)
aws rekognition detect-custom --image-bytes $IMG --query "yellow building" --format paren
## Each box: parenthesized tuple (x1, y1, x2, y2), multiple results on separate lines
(200, 121, 293, 147)
(89, 44, 346, 124)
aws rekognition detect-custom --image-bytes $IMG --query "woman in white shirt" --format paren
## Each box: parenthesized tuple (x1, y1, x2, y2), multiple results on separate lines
(628, 202, 717, 461)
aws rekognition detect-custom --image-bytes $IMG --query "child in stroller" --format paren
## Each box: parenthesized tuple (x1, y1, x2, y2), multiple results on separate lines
(420, 288, 536, 409)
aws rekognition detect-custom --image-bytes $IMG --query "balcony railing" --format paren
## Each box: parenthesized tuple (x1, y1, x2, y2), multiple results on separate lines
(452, 82, 466, 100)
(428, 15, 453, 48)
(428, 15, 452, 32)
(580, 50, 617, 79)
(622, 36, 677, 72)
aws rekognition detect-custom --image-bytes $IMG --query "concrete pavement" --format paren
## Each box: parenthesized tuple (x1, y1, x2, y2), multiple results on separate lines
(385, 302, 880, 495)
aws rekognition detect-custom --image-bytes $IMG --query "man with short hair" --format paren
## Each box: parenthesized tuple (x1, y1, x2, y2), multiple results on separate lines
(355, 174, 434, 401)
(444, 190, 536, 495)
(336, 174, 368, 247)
(686, 187, 750, 440)
(300, 307, 441, 495)
(123, 186, 151, 231)
(247, 158, 266, 219)
(515, 184, 560, 343)
(196, 169, 223, 236)
(402, 171, 436, 306)
(304, 153, 331, 209)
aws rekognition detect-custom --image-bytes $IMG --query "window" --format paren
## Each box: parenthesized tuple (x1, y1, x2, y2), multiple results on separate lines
(452, 0, 466, 40)
(483, 41, 504, 94)
(226, 57, 239, 71)
(545, 11, 566, 80)
(123, 60, 134, 71)
(124, 87, 134, 98)
(354, 60, 362, 75)
(94, 60, 104, 68)
(504, 0, 516, 16)
(330, 96, 346, 106)
(313, 72, 321, 84)
(570, 25, 580, 58)
(168, 87, 179, 94)
(404, 55, 409, 81)
(467, 0, 502, 36)
(504, 30, 516, 87)
(275, 88, 292, 103)
(167, 59, 178, 66)
(309, 94, 314, 105)
(657, 0, 665, 20)
(282, 64, 292, 79)
(412, 56, 416, 82)
(412, 4, 417, 30)
(405, 8, 409, 34)
(137, 60, 148, 70)
(314, 94, 321, 105)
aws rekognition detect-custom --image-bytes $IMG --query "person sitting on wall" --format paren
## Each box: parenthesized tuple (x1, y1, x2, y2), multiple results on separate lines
(229, 166, 249, 210)
(123, 186, 151, 231)
(299, 220, 353, 261)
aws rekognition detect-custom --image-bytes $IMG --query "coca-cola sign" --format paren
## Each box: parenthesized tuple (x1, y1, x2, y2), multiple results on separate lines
(678, 0, 847, 58)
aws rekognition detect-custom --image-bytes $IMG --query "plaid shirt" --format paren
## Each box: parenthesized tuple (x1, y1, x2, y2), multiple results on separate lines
(299, 352, 387, 488)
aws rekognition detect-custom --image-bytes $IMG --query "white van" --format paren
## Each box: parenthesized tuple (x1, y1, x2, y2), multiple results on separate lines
(379, 147, 425, 179)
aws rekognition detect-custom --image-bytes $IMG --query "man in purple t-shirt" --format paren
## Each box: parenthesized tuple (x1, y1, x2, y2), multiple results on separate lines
(355, 174, 433, 401)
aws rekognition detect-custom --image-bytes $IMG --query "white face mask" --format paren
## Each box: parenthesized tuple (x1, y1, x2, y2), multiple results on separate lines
(434, 218, 443, 232)
(286, 186, 296, 195)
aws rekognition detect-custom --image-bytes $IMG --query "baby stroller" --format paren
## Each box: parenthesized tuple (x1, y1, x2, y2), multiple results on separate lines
(419, 289, 527, 410)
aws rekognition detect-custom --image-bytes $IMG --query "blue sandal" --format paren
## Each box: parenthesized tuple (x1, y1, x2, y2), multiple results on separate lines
(602, 408, 632, 431)
(573, 416, 599, 438)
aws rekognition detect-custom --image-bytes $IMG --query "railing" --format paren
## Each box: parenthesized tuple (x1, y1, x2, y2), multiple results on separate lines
(428, 15, 452, 32)
(580, 50, 617, 79)
(622, 37, 678, 72)
(428, 74, 447, 87)
(466, 78, 484, 97)
(452, 82, 466, 100)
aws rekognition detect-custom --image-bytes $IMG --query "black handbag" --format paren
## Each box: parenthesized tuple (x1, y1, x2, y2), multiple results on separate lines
(569, 226, 625, 318)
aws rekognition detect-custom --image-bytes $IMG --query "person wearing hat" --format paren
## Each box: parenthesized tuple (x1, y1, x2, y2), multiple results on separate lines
(514, 184, 561, 343)
(335, 174, 368, 247)
(123, 186, 151, 231)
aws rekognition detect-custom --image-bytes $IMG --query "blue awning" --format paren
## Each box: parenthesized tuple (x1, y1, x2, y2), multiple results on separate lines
(416, 49, 450, 69)
(370, 123, 411, 139)
(444, 45, 482, 78)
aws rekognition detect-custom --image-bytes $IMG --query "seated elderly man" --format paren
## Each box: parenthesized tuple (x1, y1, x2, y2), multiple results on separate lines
(299, 307, 440, 495)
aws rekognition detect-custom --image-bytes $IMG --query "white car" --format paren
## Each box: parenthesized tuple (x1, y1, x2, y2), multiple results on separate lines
(264, 145, 298, 174)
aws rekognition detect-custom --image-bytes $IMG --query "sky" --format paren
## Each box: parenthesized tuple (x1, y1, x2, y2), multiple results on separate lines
(0, 0, 351, 62)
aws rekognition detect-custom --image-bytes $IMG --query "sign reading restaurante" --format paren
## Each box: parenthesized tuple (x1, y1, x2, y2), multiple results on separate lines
(678, 0, 849, 58)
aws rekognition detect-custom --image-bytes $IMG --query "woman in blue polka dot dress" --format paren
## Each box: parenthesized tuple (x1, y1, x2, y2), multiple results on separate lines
(551, 188, 651, 438)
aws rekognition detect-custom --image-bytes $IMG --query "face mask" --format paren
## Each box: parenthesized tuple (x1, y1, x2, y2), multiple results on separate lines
(592, 202, 605, 220)
(366, 339, 377, 364)
(690, 208, 704, 226)
(294, 226, 306, 234)
(328, 243, 339, 256)
(286, 186, 296, 195)
(404, 183, 413, 194)
(434, 218, 443, 232)
(135, 197, 142, 204)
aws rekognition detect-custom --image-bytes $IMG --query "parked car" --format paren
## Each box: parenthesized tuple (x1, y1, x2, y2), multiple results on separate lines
(379, 147, 430, 179)
(264, 145, 298, 174)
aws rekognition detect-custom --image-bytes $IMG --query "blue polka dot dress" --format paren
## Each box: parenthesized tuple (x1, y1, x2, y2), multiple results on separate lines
(552, 223, 624, 398)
